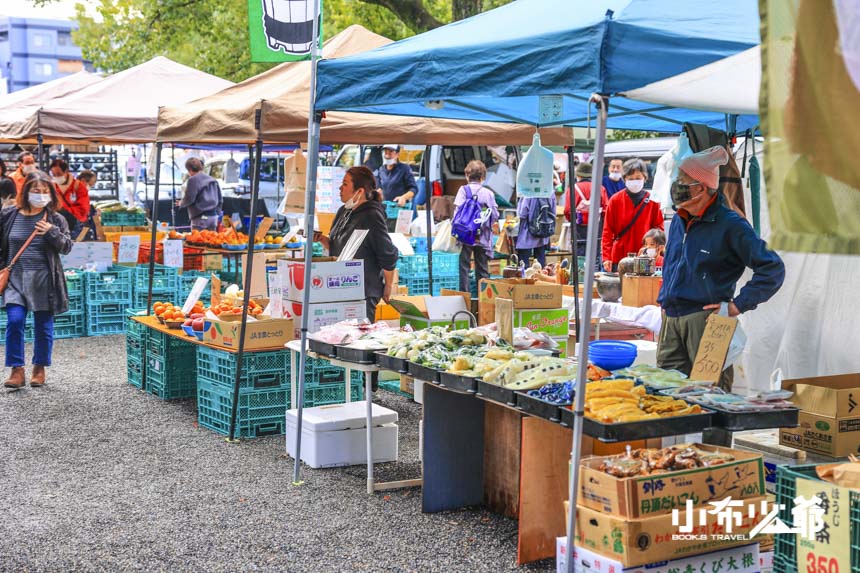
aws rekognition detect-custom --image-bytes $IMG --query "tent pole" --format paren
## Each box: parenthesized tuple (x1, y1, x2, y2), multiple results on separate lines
(37, 134, 45, 171)
(566, 146, 580, 331)
(171, 145, 176, 227)
(227, 132, 264, 443)
(146, 142, 163, 315)
(292, 0, 321, 485)
(565, 94, 608, 573)
(424, 145, 433, 292)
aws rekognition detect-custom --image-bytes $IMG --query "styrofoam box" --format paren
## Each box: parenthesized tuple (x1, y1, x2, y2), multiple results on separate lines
(282, 300, 366, 339)
(285, 402, 398, 469)
(280, 259, 366, 304)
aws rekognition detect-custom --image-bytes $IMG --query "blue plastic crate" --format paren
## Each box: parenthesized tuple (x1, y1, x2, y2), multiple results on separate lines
(133, 264, 180, 295)
(127, 356, 144, 389)
(384, 200, 412, 219)
(409, 236, 429, 253)
(53, 311, 85, 339)
(65, 270, 83, 297)
(126, 332, 143, 363)
(83, 266, 134, 304)
(86, 301, 129, 336)
(176, 271, 212, 306)
(397, 252, 459, 277)
(100, 210, 147, 227)
(125, 309, 148, 339)
(197, 346, 289, 391)
(197, 379, 289, 438)
(402, 274, 460, 296)
(66, 294, 84, 314)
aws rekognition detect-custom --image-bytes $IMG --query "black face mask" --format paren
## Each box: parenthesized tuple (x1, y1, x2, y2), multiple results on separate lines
(670, 180, 700, 207)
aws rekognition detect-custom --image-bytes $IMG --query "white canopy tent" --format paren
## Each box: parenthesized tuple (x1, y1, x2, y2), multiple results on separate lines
(622, 47, 860, 390)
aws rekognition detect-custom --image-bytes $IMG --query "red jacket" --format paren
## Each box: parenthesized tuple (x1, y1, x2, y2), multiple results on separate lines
(55, 178, 90, 223)
(563, 180, 608, 225)
(601, 191, 664, 265)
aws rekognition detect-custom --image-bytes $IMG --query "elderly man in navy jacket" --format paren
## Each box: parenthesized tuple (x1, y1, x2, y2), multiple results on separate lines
(657, 146, 785, 391)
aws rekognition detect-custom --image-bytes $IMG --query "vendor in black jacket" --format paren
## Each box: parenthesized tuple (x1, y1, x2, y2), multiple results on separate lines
(315, 166, 399, 321)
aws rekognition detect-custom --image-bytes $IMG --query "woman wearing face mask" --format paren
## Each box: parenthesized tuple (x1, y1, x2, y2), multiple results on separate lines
(49, 159, 90, 238)
(1, 171, 73, 389)
(601, 158, 665, 272)
(314, 166, 399, 322)
(10, 151, 38, 195)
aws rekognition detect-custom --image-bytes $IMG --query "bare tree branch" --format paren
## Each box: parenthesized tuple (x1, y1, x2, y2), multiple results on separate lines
(361, 0, 444, 32)
(452, 0, 482, 21)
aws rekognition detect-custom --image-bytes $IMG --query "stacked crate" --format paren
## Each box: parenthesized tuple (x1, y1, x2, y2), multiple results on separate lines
(0, 296, 34, 344)
(125, 309, 147, 389)
(132, 263, 180, 310)
(84, 265, 134, 336)
(53, 270, 86, 339)
(176, 270, 212, 307)
(396, 252, 460, 296)
(145, 328, 197, 399)
(289, 350, 364, 408)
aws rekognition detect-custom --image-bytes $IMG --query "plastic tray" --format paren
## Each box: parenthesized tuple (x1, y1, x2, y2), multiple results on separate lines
(710, 406, 799, 432)
(476, 380, 517, 407)
(335, 345, 382, 365)
(375, 351, 408, 373)
(308, 338, 338, 358)
(568, 408, 714, 443)
(438, 371, 478, 394)
(515, 392, 566, 423)
(407, 361, 441, 384)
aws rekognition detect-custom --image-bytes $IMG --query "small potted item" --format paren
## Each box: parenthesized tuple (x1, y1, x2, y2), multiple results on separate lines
(632, 255, 655, 276)
(596, 272, 622, 302)
(618, 252, 637, 275)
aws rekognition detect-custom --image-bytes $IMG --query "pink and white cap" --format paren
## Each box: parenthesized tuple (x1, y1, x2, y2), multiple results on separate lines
(679, 146, 729, 189)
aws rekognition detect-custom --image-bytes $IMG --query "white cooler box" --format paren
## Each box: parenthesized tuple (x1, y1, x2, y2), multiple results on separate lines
(285, 402, 399, 469)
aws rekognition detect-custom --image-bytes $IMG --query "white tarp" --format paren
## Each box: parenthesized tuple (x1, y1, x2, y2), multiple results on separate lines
(622, 47, 760, 116)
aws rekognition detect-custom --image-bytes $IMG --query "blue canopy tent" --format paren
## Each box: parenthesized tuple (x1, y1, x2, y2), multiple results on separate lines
(293, 1, 760, 566)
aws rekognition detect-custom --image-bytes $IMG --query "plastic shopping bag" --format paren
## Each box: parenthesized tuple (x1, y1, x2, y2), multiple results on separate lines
(516, 133, 555, 198)
(432, 219, 461, 253)
(720, 302, 747, 369)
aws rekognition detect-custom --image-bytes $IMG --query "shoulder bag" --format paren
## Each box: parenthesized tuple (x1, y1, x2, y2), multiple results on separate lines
(0, 212, 48, 295)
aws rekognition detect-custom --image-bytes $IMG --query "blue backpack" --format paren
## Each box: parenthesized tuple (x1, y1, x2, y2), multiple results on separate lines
(451, 185, 484, 246)
(527, 198, 556, 238)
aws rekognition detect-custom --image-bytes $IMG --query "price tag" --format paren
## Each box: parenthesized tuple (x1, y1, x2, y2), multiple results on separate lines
(163, 239, 184, 268)
(60, 242, 113, 269)
(181, 277, 209, 315)
(395, 209, 413, 234)
(690, 313, 737, 382)
(254, 217, 274, 240)
(117, 235, 141, 263)
(797, 477, 849, 572)
(210, 274, 221, 306)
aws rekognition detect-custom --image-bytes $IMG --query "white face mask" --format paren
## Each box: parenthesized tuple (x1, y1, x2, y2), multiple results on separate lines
(626, 179, 645, 194)
(343, 190, 361, 210)
(645, 247, 657, 258)
(608, 171, 622, 181)
(22, 165, 37, 175)
(52, 175, 66, 184)
(29, 192, 51, 208)
(382, 157, 396, 167)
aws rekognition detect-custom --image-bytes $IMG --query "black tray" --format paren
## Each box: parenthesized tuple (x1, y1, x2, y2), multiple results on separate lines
(710, 407, 799, 432)
(438, 371, 478, 394)
(407, 361, 441, 384)
(308, 338, 338, 358)
(476, 380, 517, 407)
(335, 345, 382, 365)
(580, 409, 714, 443)
(374, 351, 408, 373)
(515, 392, 566, 423)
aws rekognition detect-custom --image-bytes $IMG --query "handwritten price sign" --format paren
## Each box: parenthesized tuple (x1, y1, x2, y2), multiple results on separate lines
(798, 478, 849, 573)
(690, 313, 737, 382)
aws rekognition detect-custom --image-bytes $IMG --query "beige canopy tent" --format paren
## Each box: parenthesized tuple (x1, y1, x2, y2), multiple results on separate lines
(157, 25, 572, 145)
(0, 71, 102, 113)
(0, 57, 233, 144)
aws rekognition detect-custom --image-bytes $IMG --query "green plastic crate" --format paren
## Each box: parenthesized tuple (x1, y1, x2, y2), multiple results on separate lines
(197, 346, 289, 391)
(197, 379, 289, 438)
(127, 356, 143, 389)
(100, 210, 147, 227)
(774, 464, 860, 573)
(144, 329, 197, 400)
(86, 301, 129, 336)
(83, 266, 134, 304)
(133, 264, 180, 295)
(303, 383, 364, 407)
(53, 311, 85, 339)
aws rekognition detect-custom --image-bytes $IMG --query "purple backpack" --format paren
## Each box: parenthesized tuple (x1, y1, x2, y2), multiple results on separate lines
(451, 185, 483, 246)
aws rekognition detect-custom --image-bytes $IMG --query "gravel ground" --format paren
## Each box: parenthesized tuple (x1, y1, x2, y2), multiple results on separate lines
(0, 336, 554, 572)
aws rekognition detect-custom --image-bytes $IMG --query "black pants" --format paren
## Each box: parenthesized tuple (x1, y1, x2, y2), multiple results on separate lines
(576, 217, 604, 271)
(516, 245, 547, 268)
(459, 244, 489, 293)
(366, 296, 380, 324)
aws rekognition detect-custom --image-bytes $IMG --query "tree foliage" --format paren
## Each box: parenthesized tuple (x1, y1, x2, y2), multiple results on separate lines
(60, 0, 513, 82)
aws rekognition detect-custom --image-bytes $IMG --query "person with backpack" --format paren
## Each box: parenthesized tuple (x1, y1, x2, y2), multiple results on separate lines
(602, 158, 665, 272)
(452, 160, 499, 293)
(516, 194, 556, 268)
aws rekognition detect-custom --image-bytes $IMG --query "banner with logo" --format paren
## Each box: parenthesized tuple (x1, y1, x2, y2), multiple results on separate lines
(761, 0, 860, 254)
(248, 0, 322, 62)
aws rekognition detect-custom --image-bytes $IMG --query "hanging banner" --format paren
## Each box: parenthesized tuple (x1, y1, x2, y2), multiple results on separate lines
(762, 0, 860, 254)
(248, 0, 322, 63)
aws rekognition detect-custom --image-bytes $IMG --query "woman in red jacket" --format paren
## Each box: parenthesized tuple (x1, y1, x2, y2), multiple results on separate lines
(601, 158, 664, 271)
(564, 162, 608, 259)
(49, 159, 90, 237)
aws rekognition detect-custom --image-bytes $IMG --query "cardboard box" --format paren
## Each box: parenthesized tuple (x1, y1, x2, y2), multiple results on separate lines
(574, 497, 767, 568)
(280, 259, 366, 304)
(202, 316, 294, 350)
(578, 444, 765, 519)
(558, 538, 760, 573)
(478, 278, 563, 325)
(782, 372, 860, 418)
(512, 307, 570, 337)
(621, 275, 662, 308)
(282, 300, 366, 339)
(400, 374, 414, 396)
(779, 410, 860, 458)
(389, 295, 471, 330)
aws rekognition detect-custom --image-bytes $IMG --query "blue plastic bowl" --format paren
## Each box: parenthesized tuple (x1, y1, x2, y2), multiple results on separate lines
(588, 340, 637, 371)
(181, 324, 204, 341)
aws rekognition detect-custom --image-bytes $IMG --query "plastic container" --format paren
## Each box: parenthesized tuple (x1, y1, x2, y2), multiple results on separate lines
(83, 265, 134, 304)
(588, 340, 638, 371)
(86, 301, 130, 336)
(196, 346, 290, 391)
